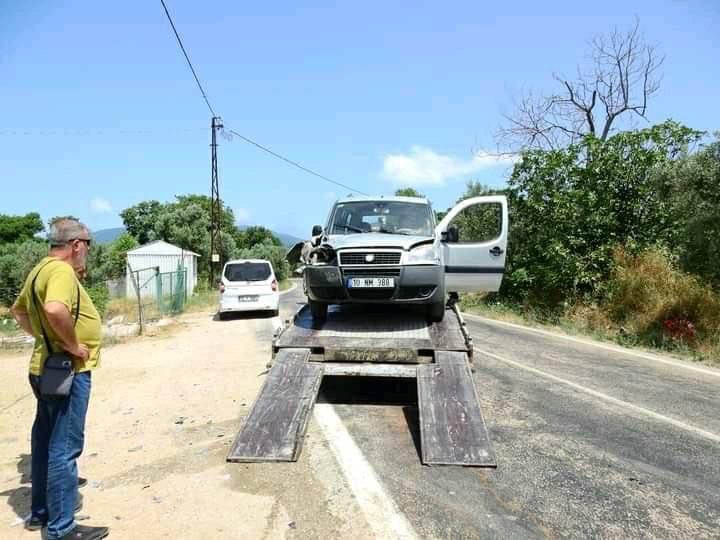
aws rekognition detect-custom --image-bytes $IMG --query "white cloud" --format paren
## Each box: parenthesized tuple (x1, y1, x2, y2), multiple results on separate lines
(90, 197, 112, 213)
(235, 207, 251, 224)
(382, 146, 517, 186)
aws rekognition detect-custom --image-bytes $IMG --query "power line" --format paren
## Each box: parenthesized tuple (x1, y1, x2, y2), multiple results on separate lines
(159, 0, 216, 117)
(225, 128, 370, 196)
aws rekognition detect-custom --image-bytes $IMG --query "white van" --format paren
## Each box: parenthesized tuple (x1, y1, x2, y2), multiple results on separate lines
(218, 259, 280, 319)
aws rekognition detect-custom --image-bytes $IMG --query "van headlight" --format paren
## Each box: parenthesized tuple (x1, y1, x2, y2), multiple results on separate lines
(406, 244, 438, 264)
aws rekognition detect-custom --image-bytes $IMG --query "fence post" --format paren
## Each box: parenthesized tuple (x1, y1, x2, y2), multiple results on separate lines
(127, 262, 144, 335)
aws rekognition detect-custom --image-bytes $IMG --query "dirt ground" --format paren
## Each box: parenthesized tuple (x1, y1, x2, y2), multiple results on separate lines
(0, 305, 369, 540)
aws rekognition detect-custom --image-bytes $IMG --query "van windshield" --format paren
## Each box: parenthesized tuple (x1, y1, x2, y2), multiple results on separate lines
(328, 201, 434, 236)
(224, 262, 271, 282)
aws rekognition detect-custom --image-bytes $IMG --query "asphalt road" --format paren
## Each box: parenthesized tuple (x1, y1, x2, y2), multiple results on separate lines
(275, 284, 720, 539)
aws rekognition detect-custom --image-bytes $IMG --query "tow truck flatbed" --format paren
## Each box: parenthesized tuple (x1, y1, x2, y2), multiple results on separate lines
(227, 303, 496, 467)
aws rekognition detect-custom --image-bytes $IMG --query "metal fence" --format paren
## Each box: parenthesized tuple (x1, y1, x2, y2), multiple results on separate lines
(126, 264, 188, 334)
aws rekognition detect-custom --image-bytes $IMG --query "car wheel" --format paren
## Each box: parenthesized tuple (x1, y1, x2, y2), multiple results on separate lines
(309, 300, 327, 323)
(426, 300, 445, 323)
(217, 311, 226, 321)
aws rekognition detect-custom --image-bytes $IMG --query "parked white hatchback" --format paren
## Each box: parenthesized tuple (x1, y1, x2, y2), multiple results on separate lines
(218, 259, 280, 319)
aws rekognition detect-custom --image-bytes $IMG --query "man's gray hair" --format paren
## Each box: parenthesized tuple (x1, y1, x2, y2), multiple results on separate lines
(48, 218, 88, 247)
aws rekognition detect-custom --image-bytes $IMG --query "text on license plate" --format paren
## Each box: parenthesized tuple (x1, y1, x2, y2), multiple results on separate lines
(347, 277, 395, 288)
(239, 295, 258, 302)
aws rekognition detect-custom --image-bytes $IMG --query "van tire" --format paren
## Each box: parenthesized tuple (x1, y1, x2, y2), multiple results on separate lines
(309, 300, 328, 323)
(426, 300, 445, 323)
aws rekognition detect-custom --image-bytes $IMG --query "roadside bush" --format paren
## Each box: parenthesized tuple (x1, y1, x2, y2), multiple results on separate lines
(604, 246, 720, 357)
(86, 283, 110, 318)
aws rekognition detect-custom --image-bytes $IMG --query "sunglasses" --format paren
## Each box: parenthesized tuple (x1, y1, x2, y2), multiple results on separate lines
(70, 238, 92, 247)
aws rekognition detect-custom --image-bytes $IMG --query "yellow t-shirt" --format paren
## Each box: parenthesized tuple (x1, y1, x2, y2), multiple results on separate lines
(12, 257, 103, 376)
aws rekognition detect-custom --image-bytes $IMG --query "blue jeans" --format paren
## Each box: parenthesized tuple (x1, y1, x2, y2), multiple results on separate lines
(29, 371, 91, 539)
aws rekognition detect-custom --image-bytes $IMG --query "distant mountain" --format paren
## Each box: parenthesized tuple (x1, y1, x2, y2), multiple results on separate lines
(93, 226, 302, 249)
(274, 231, 303, 248)
(93, 227, 126, 244)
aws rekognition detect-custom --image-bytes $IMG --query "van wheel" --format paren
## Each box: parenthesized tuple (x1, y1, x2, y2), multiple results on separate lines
(309, 300, 327, 323)
(427, 301, 445, 323)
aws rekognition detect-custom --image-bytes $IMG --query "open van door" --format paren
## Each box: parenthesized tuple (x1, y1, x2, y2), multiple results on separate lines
(435, 195, 508, 293)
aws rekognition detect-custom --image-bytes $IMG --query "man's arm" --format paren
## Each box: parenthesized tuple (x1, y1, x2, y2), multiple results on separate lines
(9, 305, 33, 335)
(43, 301, 89, 361)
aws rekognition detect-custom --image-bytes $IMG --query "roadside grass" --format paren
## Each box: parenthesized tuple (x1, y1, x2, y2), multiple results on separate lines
(460, 248, 720, 365)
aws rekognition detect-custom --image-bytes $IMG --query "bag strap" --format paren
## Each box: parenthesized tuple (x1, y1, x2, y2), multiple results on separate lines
(30, 260, 81, 355)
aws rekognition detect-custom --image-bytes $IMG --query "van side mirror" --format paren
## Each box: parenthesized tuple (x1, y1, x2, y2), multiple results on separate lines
(311, 225, 322, 236)
(442, 224, 459, 243)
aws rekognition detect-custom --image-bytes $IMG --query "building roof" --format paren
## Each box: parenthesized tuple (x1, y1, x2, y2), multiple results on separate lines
(126, 240, 200, 257)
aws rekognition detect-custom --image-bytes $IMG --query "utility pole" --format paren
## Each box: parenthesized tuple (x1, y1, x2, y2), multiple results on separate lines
(210, 115, 223, 285)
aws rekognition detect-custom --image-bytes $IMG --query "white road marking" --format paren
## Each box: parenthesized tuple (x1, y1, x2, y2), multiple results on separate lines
(475, 347, 720, 445)
(464, 313, 720, 378)
(313, 403, 418, 539)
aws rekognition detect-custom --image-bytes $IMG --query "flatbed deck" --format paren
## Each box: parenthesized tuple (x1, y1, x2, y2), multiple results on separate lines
(228, 303, 496, 467)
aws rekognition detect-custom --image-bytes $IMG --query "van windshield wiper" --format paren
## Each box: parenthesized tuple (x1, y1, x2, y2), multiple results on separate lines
(337, 224, 364, 233)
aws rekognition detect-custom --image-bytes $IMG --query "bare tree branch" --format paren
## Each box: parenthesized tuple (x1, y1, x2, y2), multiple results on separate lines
(497, 17, 664, 151)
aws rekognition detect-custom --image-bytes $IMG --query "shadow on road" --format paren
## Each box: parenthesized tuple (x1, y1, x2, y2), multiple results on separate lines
(0, 453, 31, 521)
(317, 376, 423, 459)
(214, 311, 277, 322)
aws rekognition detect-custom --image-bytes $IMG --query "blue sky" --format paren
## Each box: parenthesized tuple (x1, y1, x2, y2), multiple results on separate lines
(1, 0, 718, 239)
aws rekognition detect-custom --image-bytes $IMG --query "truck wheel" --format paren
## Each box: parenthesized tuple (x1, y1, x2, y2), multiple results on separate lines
(426, 300, 445, 323)
(309, 300, 328, 323)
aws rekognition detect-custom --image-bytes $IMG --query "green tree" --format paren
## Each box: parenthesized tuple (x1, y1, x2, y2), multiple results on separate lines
(120, 201, 162, 244)
(235, 240, 291, 282)
(0, 239, 47, 306)
(394, 188, 424, 197)
(501, 120, 703, 306)
(653, 137, 720, 285)
(0, 213, 44, 244)
(234, 226, 282, 250)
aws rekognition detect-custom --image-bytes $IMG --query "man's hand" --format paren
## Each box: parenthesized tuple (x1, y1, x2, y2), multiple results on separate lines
(68, 343, 90, 361)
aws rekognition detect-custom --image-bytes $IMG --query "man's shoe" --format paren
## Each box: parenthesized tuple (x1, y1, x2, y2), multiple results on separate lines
(25, 495, 84, 531)
(25, 514, 46, 531)
(59, 524, 109, 540)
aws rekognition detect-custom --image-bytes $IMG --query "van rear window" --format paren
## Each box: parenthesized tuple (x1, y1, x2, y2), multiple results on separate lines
(224, 262, 271, 281)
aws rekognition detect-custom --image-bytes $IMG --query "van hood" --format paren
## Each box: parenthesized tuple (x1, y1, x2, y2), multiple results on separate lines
(325, 233, 433, 251)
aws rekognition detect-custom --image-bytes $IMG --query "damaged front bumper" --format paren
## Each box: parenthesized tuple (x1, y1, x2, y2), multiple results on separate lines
(304, 264, 444, 304)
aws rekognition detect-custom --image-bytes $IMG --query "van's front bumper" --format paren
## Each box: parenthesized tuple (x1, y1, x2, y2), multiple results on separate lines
(304, 265, 444, 304)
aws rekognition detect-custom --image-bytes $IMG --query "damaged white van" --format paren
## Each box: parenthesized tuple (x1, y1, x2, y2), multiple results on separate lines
(302, 195, 508, 323)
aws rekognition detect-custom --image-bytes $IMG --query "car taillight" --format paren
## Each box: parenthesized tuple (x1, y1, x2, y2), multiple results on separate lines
(271, 279, 278, 292)
(219, 283, 225, 293)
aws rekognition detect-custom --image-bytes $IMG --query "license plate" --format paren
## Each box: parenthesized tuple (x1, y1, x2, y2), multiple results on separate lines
(238, 295, 258, 302)
(347, 277, 395, 288)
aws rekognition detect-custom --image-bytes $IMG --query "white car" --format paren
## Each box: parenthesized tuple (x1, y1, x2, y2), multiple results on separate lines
(218, 259, 280, 319)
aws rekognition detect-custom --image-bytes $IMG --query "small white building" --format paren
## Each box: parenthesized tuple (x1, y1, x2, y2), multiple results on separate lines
(125, 240, 200, 299)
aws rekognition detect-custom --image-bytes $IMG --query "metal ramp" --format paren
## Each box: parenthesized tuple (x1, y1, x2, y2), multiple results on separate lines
(418, 351, 496, 467)
(227, 348, 323, 462)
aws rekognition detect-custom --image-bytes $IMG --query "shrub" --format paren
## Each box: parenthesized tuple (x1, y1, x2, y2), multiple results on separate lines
(604, 246, 720, 353)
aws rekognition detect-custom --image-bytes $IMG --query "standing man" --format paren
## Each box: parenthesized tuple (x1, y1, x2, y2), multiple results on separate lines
(10, 218, 109, 540)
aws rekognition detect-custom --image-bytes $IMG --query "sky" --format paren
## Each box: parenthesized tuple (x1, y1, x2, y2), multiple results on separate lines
(1, 0, 718, 239)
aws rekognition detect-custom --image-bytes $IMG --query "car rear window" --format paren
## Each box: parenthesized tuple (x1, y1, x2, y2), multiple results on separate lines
(224, 262, 271, 282)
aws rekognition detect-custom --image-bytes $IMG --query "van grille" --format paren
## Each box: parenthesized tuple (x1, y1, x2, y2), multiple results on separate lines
(339, 252, 401, 265)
